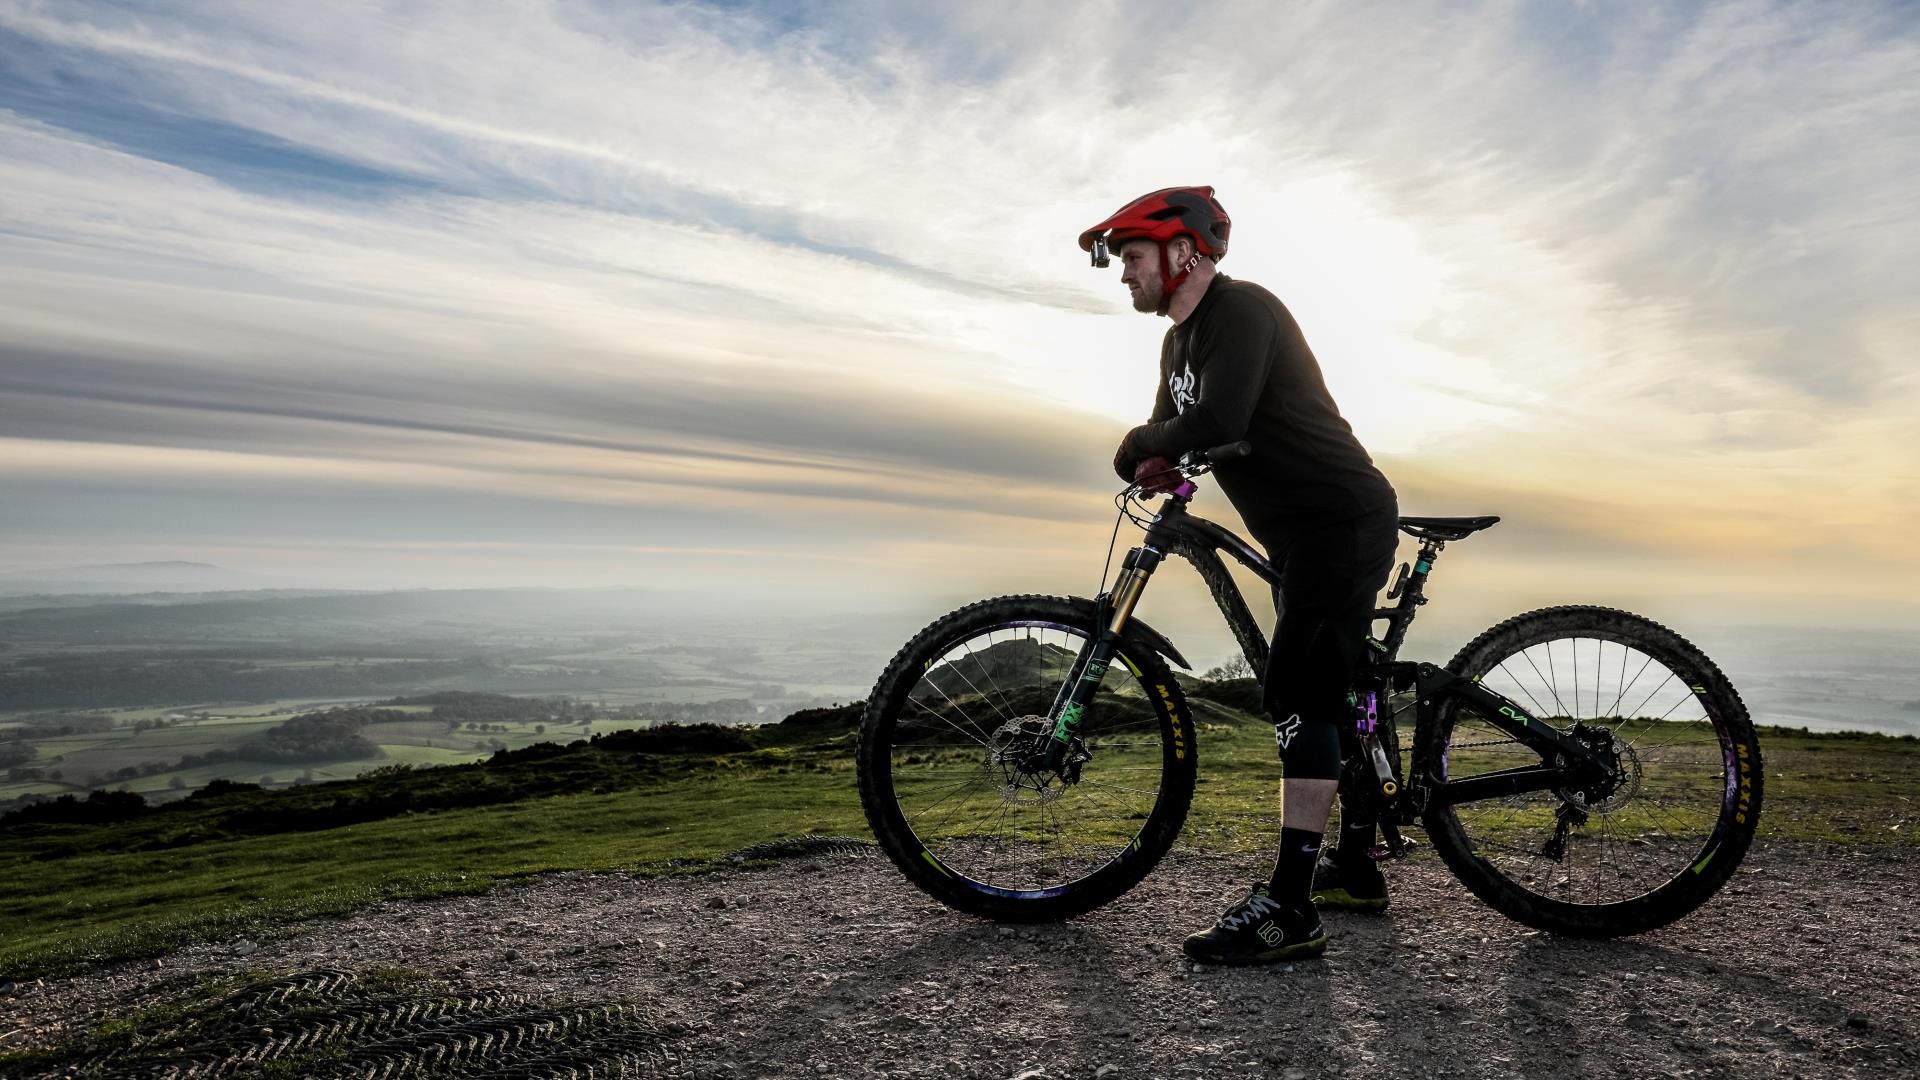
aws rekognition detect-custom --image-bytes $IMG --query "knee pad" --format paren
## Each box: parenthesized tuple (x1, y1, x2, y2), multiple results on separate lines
(1273, 712, 1343, 780)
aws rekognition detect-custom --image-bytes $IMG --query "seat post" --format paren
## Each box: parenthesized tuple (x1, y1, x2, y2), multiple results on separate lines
(1377, 538, 1444, 659)
(1410, 537, 1444, 589)
(1392, 538, 1439, 612)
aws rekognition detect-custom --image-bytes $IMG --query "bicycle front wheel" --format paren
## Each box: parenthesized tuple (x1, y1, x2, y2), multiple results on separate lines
(1416, 605, 1762, 937)
(856, 595, 1197, 921)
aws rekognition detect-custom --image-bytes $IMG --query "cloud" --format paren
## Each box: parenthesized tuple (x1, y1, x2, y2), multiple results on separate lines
(0, 1, 1915, 628)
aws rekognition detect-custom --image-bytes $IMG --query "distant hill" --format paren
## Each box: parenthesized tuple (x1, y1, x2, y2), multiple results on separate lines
(0, 586, 721, 643)
(0, 561, 259, 596)
(0, 588, 360, 615)
(922, 636, 1077, 698)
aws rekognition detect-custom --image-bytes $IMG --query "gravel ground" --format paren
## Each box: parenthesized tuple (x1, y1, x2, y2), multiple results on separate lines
(4, 840, 1915, 1079)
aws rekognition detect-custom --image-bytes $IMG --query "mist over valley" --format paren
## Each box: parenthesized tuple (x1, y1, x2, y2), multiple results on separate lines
(1, 583, 1914, 817)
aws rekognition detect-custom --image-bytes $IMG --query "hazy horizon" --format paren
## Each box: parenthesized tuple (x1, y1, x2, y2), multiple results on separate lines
(2, 582, 1917, 743)
(3, 2, 1918, 634)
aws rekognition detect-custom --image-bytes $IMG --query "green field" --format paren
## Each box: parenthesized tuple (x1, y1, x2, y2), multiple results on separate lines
(0, 697, 1913, 982)
(0, 704, 597, 805)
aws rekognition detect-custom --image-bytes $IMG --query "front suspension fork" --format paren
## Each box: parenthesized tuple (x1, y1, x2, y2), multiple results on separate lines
(1040, 544, 1164, 774)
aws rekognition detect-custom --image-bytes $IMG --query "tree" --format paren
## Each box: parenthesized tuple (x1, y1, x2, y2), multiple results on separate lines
(1203, 655, 1253, 681)
(240, 711, 380, 764)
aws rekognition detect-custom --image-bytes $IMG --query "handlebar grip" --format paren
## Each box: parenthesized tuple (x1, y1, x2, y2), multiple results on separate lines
(1204, 440, 1252, 464)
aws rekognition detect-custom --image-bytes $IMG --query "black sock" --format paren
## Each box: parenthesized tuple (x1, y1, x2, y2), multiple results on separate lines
(1334, 816, 1376, 861)
(1269, 827, 1323, 908)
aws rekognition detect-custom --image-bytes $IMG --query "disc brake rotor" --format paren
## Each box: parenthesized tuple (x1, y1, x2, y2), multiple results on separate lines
(987, 716, 1089, 803)
(1554, 725, 1642, 813)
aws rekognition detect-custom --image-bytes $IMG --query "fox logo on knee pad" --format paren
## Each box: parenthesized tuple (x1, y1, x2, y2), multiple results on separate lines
(1273, 713, 1302, 750)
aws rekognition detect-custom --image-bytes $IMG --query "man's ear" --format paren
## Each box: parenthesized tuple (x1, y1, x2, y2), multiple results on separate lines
(1167, 236, 1193, 265)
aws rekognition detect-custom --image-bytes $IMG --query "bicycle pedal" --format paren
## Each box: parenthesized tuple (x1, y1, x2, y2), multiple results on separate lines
(1368, 837, 1420, 862)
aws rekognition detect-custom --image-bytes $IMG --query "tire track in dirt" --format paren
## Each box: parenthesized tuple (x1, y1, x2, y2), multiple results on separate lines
(5, 841, 1916, 1078)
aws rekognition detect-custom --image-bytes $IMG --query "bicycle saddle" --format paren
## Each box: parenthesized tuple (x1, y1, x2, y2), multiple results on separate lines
(1397, 515, 1501, 541)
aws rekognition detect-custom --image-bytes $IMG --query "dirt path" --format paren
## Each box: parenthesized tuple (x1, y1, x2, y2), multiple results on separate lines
(5, 840, 1916, 1078)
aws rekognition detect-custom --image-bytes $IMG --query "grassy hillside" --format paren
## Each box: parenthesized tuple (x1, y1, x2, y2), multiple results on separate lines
(1, 688, 1914, 981)
(0, 693, 736, 808)
(0, 590, 891, 723)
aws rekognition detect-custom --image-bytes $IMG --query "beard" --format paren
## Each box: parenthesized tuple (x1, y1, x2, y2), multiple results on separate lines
(1128, 276, 1163, 313)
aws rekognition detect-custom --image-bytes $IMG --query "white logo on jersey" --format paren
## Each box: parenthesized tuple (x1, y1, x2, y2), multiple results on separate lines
(1169, 363, 1196, 414)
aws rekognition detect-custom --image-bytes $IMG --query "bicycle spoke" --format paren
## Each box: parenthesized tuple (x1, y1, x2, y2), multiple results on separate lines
(1623, 671, 1678, 726)
(907, 778, 1000, 836)
(1608, 651, 1657, 719)
(955, 641, 1018, 724)
(904, 695, 990, 748)
(1073, 784, 1153, 825)
(1520, 646, 1567, 718)
(1435, 618, 1750, 920)
(1070, 777, 1164, 799)
(1494, 661, 1551, 716)
(1572, 638, 1580, 724)
(1544, 642, 1565, 716)
(875, 610, 1190, 899)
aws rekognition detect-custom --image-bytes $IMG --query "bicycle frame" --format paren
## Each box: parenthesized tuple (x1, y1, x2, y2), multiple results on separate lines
(1042, 490, 1616, 813)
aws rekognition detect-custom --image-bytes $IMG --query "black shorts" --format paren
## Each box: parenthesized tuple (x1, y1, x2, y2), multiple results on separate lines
(1251, 502, 1399, 723)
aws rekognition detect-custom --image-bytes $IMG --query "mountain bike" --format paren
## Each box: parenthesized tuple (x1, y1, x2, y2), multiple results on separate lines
(855, 442, 1763, 937)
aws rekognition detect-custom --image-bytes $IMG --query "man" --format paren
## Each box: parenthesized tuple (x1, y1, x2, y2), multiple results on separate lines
(1080, 186, 1400, 965)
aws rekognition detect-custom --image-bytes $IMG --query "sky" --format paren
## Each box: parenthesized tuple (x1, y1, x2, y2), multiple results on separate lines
(1, 0, 1917, 657)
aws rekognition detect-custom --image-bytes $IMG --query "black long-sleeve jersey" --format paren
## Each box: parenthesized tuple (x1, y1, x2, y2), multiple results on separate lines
(1114, 275, 1396, 533)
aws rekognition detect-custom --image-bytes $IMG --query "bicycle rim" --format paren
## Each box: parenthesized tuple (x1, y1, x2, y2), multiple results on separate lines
(879, 617, 1179, 900)
(1436, 611, 1753, 914)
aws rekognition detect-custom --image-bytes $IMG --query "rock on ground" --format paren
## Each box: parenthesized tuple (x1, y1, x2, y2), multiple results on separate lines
(3, 841, 1917, 1078)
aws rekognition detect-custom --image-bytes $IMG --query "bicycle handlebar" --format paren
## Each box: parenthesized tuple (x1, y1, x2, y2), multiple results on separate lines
(1190, 440, 1251, 467)
(1124, 441, 1254, 502)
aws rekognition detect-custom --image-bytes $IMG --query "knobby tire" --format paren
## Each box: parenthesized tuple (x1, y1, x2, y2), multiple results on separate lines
(1415, 605, 1762, 937)
(856, 595, 1198, 922)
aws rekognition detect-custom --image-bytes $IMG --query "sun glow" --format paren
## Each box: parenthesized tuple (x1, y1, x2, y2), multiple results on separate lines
(0, 2, 1913, 630)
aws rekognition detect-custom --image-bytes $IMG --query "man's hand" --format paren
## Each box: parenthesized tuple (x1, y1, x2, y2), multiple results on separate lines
(1133, 455, 1182, 493)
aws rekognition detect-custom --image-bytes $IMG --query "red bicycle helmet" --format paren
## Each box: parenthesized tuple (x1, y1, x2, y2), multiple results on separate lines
(1078, 186, 1230, 312)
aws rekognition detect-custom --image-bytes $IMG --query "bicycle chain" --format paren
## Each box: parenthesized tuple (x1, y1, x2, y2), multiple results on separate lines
(1445, 738, 1528, 751)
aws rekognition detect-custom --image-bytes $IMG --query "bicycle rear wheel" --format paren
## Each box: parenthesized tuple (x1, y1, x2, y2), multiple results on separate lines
(856, 595, 1197, 921)
(1416, 606, 1761, 937)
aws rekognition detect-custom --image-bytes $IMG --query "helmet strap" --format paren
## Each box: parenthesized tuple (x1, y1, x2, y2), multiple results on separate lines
(1157, 242, 1204, 317)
